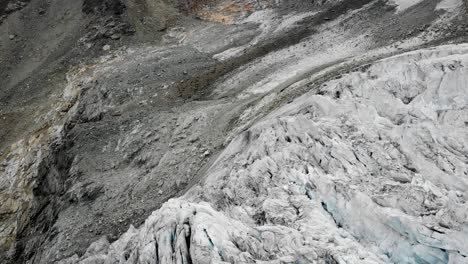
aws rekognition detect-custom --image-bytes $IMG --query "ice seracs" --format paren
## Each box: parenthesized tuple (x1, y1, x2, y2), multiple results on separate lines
(65, 43, 468, 264)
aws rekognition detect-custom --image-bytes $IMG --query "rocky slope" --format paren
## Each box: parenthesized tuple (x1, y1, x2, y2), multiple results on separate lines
(0, 0, 467, 263)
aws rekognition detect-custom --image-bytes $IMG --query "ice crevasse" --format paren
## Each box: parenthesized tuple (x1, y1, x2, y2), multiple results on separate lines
(63, 44, 468, 264)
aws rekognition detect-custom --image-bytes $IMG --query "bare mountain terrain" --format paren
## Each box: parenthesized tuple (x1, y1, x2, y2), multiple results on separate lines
(0, 0, 467, 263)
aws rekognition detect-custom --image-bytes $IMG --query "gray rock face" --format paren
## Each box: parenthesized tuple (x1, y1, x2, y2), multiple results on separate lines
(64, 44, 468, 264)
(1, 0, 468, 263)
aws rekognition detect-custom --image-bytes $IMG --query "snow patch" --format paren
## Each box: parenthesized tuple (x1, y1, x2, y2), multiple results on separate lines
(390, 0, 424, 13)
(436, 0, 463, 12)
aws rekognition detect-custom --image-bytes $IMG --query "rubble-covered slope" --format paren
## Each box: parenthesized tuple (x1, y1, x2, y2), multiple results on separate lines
(1, 0, 468, 263)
